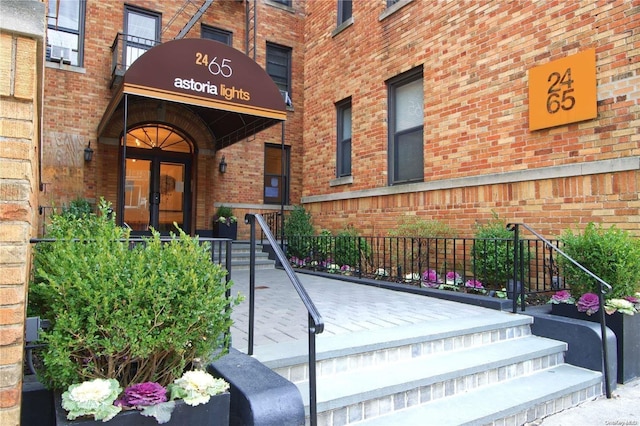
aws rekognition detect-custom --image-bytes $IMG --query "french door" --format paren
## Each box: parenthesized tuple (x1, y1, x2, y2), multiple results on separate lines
(123, 153, 191, 234)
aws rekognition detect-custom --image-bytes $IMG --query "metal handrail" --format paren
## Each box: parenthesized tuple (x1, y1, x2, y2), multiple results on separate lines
(245, 213, 324, 426)
(508, 223, 612, 399)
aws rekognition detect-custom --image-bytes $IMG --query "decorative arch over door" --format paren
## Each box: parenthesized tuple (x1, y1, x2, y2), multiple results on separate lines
(122, 124, 193, 234)
(97, 38, 287, 231)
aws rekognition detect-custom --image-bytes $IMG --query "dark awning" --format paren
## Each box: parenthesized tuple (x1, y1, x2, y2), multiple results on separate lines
(98, 38, 286, 149)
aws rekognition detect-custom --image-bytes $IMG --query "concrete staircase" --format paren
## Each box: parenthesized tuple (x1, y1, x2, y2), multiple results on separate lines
(254, 314, 602, 426)
(225, 240, 276, 271)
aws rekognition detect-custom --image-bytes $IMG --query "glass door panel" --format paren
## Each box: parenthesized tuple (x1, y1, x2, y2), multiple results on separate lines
(158, 162, 185, 233)
(124, 159, 151, 231)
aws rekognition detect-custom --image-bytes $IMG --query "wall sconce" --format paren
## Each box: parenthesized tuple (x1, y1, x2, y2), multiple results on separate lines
(84, 141, 94, 162)
(219, 156, 227, 174)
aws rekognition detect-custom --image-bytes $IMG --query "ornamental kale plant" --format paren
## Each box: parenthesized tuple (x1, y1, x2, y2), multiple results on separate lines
(576, 293, 600, 316)
(118, 382, 168, 407)
(29, 199, 241, 391)
(61, 378, 122, 422)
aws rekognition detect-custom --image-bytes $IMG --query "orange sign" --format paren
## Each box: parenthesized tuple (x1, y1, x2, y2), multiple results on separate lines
(528, 49, 596, 131)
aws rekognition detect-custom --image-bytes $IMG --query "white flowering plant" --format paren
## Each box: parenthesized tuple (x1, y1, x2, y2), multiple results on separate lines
(61, 378, 122, 422)
(604, 294, 639, 316)
(169, 370, 230, 407)
(214, 205, 237, 225)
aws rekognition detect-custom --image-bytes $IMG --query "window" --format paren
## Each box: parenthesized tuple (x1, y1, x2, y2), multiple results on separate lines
(46, 0, 86, 66)
(270, 0, 292, 6)
(201, 25, 232, 45)
(264, 144, 290, 205)
(266, 43, 292, 102)
(388, 67, 424, 184)
(337, 98, 352, 177)
(124, 6, 160, 68)
(386, 0, 401, 6)
(338, 0, 352, 25)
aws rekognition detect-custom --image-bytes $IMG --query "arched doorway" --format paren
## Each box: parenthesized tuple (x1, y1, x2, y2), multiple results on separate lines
(121, 124, 193, 234)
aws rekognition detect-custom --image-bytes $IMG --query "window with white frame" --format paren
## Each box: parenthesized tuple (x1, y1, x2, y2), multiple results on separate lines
(388, 67, 424, 184)
(46, 0, 86, 66)
(336, 98, 352, 177)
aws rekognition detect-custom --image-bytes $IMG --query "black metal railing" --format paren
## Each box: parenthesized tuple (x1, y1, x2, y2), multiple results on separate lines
(285, 229, 614, 398)
(260, 211, 283, 242)
(37, 206, 60, 236)
(245, 214, 324, 426)
(508, 223, 613, 398)
(286, 234, 565, 298)
(109, 33, 161, 87)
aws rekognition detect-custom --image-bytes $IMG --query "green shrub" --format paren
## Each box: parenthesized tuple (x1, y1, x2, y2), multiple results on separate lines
(388, 217, 457, 276)
(29, 200, 239, 391)
(472, 213, 523, 288)
(284, 205, 314, 259)
(60, 198, 93, 219)
(315, 229, 333, 260)
(388, 216, 457, 238)
(559, 223, 640, 299)
(214, 204, 237, 224)
(334, 225, 371, 268)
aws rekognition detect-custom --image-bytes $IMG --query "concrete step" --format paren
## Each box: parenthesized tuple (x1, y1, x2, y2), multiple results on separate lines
(253, 312, 602, 426)
(352, 364, 602, 426)
(258, 313, 533, 380)
(221, 241, 276, 270)
(297, 336, 568, 422)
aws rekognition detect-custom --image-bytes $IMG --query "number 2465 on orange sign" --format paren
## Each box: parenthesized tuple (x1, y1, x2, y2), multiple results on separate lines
(528, 49, 596, 131)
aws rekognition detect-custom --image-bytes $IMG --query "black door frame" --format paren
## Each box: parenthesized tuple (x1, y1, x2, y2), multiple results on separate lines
(120, 146, 193, 235)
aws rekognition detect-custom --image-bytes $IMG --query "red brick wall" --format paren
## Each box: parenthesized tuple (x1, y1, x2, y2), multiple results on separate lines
(41, 0, 306, 239)
(301, 0, 640, 238)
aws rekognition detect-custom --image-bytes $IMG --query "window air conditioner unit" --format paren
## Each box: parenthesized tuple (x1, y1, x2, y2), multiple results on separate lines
(280, 90, 293, 108)
(50, 45, 71, 64)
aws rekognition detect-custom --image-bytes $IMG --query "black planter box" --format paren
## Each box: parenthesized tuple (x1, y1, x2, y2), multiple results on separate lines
(213, 222, 237, 240)
(54, 392, 230, 426)
(551, 303, 640, 383)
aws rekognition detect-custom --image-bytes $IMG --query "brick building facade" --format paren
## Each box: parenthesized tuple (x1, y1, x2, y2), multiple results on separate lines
(301, 1, 639, 238)
(22, 0, 640, 242)
(39, 0, 305, 239)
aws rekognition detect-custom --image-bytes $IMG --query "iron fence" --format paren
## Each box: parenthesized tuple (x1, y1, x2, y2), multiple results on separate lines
(286, 234, 567, 300)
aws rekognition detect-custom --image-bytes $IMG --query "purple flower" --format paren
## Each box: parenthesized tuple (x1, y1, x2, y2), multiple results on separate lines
(422, 269, 440, 284)
(465, 279, 484, 289)
(445, 271, 460, 280)
(624, 295, 638, 304)
(577, 293, 600, 315)
(445, 271, 462, 285)
(119, 382, 167, 407)
(551, 290, 572, 303)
